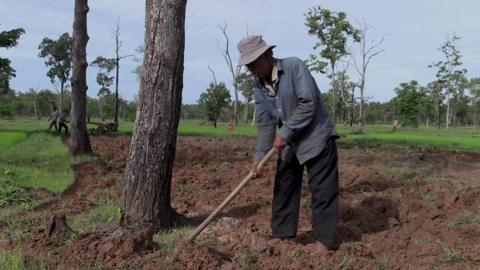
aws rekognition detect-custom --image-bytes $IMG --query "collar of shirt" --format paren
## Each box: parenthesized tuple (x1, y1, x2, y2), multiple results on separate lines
(261, 59, 284, 96)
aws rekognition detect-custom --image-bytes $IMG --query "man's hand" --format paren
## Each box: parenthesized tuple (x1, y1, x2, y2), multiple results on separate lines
(251, 160, 263, 177)
(273, 136, 287, 152)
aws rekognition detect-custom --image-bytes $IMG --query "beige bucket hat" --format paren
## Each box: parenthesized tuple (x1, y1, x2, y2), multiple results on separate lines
(237, 35, 276, 65)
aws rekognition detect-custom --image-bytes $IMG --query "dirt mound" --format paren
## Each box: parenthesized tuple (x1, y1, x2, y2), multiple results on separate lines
(63, 228, 156, 269)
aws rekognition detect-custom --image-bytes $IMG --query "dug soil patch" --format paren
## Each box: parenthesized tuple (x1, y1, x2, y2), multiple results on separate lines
(3, 136, 480, 269)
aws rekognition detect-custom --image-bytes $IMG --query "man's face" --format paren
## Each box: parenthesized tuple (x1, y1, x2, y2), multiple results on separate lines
(247, 53, 273, 79)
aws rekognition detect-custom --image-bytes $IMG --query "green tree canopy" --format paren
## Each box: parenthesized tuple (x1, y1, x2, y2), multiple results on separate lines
(38, 33, 73, 86)
(392, 81, 425, 127)
(91, 56, 116, 97)
(198, 82, 231, 128)
(305, 6, 360, 122)
(38, 32, 72, 111)
(0, 27, 25, 94)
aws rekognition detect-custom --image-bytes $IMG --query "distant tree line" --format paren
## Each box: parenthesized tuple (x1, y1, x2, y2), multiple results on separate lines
(0, 88, 137, 122)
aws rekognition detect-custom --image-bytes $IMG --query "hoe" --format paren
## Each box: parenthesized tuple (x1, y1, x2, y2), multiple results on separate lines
(187, 148, 276, 242)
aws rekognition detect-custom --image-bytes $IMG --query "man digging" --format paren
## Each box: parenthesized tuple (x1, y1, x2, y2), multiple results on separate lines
(238, 35, 339, 254)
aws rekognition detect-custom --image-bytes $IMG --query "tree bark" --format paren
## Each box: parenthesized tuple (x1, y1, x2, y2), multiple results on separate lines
(70, 0, 92, 156)
(122, 0, 187, 229)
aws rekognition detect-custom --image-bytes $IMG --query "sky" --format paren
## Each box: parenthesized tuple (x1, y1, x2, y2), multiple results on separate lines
(1, 0, 479, 104)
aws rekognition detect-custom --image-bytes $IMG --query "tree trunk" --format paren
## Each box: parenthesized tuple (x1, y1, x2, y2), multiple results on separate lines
(446, 91, 450, 130)
(70, 0, 92, 156)
(350, 85, 354, 127)
(114, 30, 120, 124)
(244, 101, 248, 123)
(251, 106, 256, 127)
(60, 81, 65, 113)
(331, 64, 336, 124)
(474, 94, 478, 130)
(356, 75, 365, 134)
(32, 97, 38, 119)
(122, 0, 186, 229)
(233, 84, 238, 125)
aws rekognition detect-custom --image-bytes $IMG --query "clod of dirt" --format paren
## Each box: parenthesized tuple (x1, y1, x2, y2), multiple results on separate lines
(47, 213, 70, 237)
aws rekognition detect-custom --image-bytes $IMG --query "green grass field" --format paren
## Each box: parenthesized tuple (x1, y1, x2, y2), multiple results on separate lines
(1, 118, 480, 152)
(0, 119, 75, 217)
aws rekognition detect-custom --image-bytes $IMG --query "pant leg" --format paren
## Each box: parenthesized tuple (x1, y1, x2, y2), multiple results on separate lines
(48, 121, 58, 131)
(305, 138, 339, 249)
(271, 155, 304, 238)
(59, 123, 67, 134)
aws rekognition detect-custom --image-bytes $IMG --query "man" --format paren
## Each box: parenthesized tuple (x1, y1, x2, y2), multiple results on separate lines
(392, 118, 399, 132)
(48, 106, 59, 132)
(237, 35, 339, 253)
(57, 109, 69, 135)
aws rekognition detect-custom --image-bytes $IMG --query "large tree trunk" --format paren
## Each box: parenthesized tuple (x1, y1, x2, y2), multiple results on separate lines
(70, 0, 92, 155)
(122, 0, 186, 229)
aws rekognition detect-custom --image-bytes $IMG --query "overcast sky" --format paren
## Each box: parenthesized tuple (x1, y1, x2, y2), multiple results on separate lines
(1, 0, 479, 104)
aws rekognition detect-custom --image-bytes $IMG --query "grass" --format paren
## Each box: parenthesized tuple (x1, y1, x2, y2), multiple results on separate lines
(69, 199, 122, 235)
(0, 249, 45, 270)
(0, 131, 27, 150)
(0, 132, 74, 192)
(2, 118, 480, 151)
(338, 124, 480, 151)
(447, 211, 480, 229)
(153, 227, 192, 265)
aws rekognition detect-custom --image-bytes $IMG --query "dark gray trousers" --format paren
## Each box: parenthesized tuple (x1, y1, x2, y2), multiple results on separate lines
(271, 138, 339, 248)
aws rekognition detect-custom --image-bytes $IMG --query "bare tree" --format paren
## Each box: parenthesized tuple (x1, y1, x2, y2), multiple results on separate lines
(350, 20, 384, 134)
(28, 88, 38, 119)
(113, 19, 134, 124)
(122, 0, 187, 229)
(70, 0, 92, 155)
(207, 65, 218, 86)
(219, 23, 241, 125)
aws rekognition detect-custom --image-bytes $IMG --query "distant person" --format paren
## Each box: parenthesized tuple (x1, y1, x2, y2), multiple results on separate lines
(238, 35, 339, 254)
(48, 106, 59, 132)
(227, 121, 235, 132)
(57, 109, 69, 135)
(393, 118, 399, 132)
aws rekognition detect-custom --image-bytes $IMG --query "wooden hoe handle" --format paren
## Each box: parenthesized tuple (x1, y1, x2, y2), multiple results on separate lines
(186, 148, 276, 242)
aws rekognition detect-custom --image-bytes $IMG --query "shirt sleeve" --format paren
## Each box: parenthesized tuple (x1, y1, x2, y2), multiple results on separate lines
(279, 58, 317, 143)
(254, 92, 275, 161)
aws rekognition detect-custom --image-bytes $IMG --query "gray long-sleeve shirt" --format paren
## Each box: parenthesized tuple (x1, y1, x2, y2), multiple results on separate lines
(254, 57, 337, 165)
